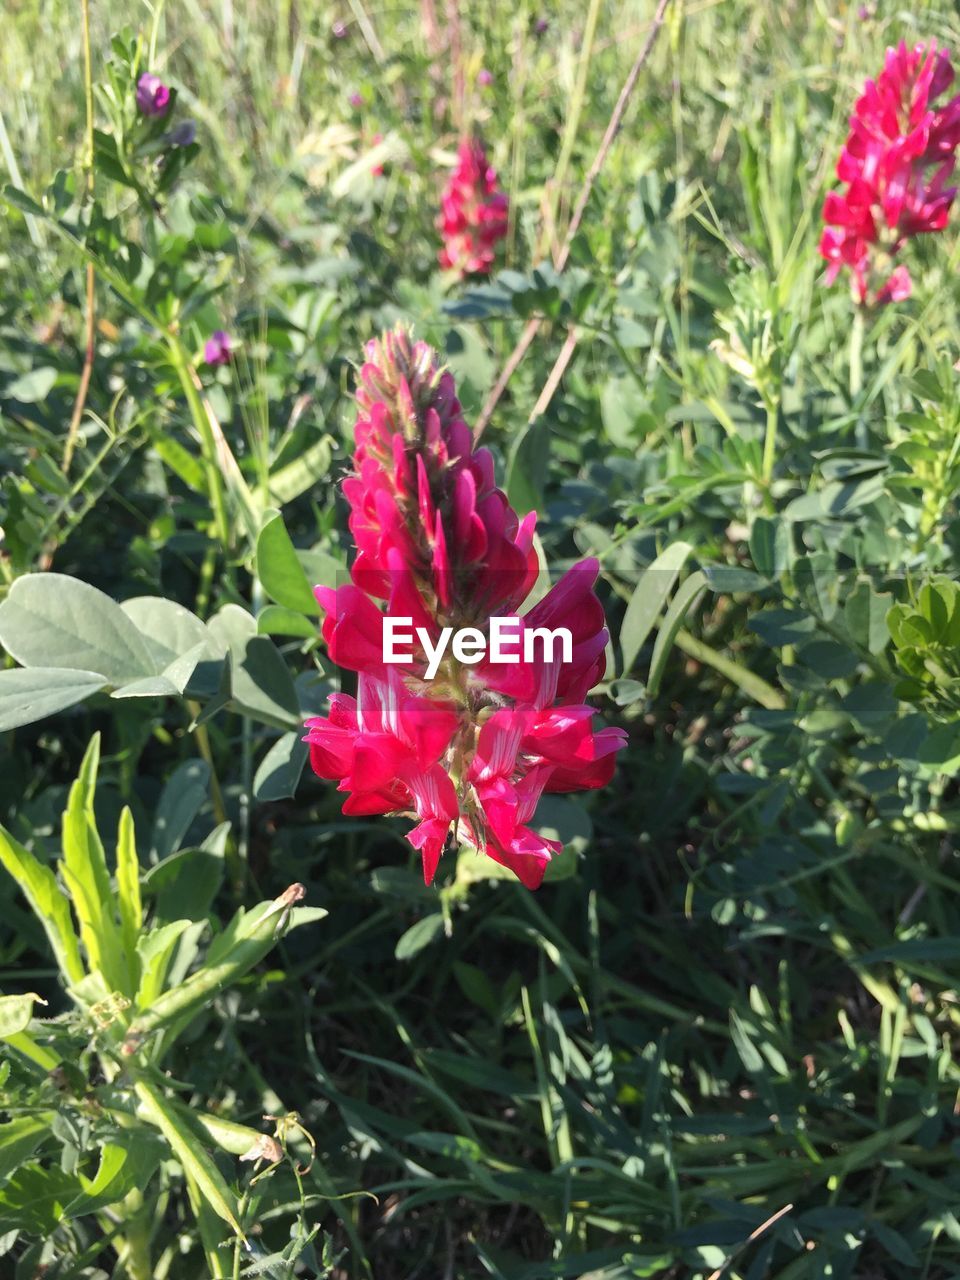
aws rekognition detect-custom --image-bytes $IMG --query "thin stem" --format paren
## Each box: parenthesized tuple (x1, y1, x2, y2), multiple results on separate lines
(445, 0, 464, 131)
(674, 628, 785, 710)
(528, 325, 580, 422)
(474, 0, 672, 437)
(849, 306, 864, 400)
(538, 0, 603, 261)
(63, 0, 97, 473)
(187, 703, 230, 830)
(167, 338, 231, 547)
(117, 1190, 153, 1280)
(761, 395, 778, 493)
(474, 317, 541, 437)
(557, 0, 671, 271)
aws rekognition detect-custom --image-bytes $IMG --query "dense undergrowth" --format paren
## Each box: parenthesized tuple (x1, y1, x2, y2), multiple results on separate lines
(3, 1, 960, 1277)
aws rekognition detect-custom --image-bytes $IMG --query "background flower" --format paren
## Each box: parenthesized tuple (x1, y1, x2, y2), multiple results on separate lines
(136, 72, 171, 117)
(437, 138, 509, 276)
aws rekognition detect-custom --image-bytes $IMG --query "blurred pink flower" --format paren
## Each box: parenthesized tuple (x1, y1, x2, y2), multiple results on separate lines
(437, 138, 509, 277)
(370, 132, 385, 176)
(477, 68, 493, 87)
(136, 73, 171, 118)
(821, 40, 960, 304)
(305, 328, 625, 888)
(203, 330, 234, 366)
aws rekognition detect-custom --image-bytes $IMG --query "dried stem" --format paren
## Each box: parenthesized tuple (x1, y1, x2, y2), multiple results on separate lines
(558, 0, 672, 271)
(445, 0, 465, 131)
(474, 0, 671, 438)
(63, 0, 97, 474)
(527, 325, 579, 423)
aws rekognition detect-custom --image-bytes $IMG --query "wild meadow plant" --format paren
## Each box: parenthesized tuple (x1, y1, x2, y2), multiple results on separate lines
(820, 41, 960, 305)
(5, 3, 960, 1277)
(306, 328, 626, 888)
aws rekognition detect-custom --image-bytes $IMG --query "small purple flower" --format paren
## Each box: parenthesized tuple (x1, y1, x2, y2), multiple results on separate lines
(203, 331, 234, 367)
(136, 73, 171, 118)
(533, 17, 548, 36)
(332, 19, 348, 38)
(477, 68, 493, 87)
(349, 92, 364, 109)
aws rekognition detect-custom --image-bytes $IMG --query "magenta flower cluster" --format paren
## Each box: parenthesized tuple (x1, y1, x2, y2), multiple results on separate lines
(821, 40, 960, 304)
(305, 329, 625, 889)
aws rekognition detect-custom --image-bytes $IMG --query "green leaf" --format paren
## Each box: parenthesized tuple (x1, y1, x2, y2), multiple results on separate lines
(128, 885, 324, 1039)
(144, 825, 228, 927)
(0, 1117, 50, 1185)
(0, 574, 156, 682)
(729, 1008, 765, 1073)
(395, 913, 445, 960)
(0, 992, 46, 1039)
(452, 962, 500, 1019)
(748, 606, 816, 648)
(0, 1164, 82, 1235)
(257, 605, 317, 639)
(647, 570, 708, 697)
(69, 1135, 164, 1216)
(120, 597, 211, 669)
(149, 431, 207, 491)
(298, 548, 345, 591)
(133, 1078, 244, 1238)
(149, 759, 210, 862)
(256, 510, 319, 615)
(619, 541, 693, 677)
(2, 184, 45, 217)
(268, 435, 334, 506)
(206, 603, 257, 653)
(844, 582, 892, 655)
(0, 666, 107, 731)
(253, 732, 309, 802)
(60, 736, 129, 995)
(456, 846, 521, 884)
(0, 823, 84, 986)
(600, 378, 655, 447)
(535, 796, 592, 883)
(506, 420, 549, 516)
(749, 516, 790, 579)
(136, 920, 197, 1010)
(6, 367, 58, 403)
(115, 807, 142, 991)
(230, 636, 302, 730)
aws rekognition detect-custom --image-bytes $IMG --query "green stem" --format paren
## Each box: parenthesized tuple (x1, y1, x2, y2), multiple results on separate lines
(849, 306, 864, 400)
(674, 628, 785, 710)
(761, 394, 778, 493)
(117, 1190, 153, 1280)
(167, 338, 231, 549)
(538, 0, 603, 259)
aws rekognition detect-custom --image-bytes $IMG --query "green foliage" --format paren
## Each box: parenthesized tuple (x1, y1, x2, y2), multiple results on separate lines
(889, 581, 960, 719)
(0, 737, 324, 1272)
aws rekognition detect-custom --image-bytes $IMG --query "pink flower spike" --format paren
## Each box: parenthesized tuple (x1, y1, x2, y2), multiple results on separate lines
(305, 325, 626, 889)
(437, 138, 509, 277)
(821, 40, 960, 305)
